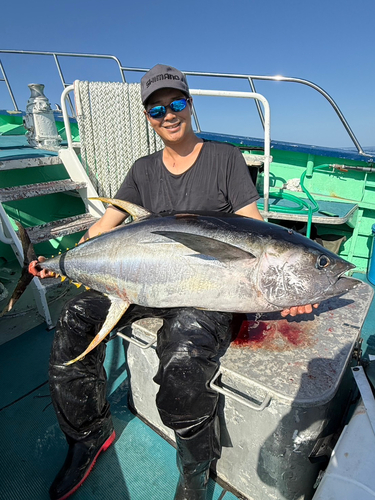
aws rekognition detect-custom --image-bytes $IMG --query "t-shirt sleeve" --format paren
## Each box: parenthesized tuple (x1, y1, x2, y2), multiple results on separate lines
(226, 147, 260, 212)
(114, 162, 143, 205)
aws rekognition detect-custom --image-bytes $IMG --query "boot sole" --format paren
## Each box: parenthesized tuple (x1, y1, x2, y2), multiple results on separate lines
(57, 430, 116, 500)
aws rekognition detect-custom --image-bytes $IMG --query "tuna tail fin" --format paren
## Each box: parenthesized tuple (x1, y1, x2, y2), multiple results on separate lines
(65, 297, 130, 365)
(0, 222, 36, 317)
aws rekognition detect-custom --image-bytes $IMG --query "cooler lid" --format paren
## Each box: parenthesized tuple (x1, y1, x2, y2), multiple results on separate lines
(221, 282, 373, 406)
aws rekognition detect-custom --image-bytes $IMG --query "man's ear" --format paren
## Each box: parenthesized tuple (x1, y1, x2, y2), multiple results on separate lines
(189, 97, 193, 115)
(144, 109, 151, 124)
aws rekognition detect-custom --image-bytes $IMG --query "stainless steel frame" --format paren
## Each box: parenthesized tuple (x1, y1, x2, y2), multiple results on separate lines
(0, 49, 371, 157)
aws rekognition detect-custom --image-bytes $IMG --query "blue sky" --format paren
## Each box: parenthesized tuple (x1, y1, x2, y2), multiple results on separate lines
(1, 0, 374, 149)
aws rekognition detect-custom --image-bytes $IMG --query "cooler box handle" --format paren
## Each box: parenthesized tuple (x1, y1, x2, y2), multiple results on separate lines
(210, 370, 271, 411)
(116, 328, 157, 349)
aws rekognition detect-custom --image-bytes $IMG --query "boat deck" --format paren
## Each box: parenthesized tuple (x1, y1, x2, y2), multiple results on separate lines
(0, 325, 238, 500)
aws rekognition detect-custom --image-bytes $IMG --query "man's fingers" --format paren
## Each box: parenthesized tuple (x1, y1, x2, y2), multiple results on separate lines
(40, 269, 55, 278)
(289, 306, 298, 317)
(28, 259, 55, 278)
(29, 260, 40, 276)
(280, 303, 319, 318)
(303, 304, 313, 314)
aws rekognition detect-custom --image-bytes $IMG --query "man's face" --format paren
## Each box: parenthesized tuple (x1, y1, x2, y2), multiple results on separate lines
(145, 88, 193, 145)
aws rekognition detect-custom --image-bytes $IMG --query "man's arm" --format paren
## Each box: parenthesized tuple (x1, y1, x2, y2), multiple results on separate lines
(235, 201, 263, 221)
(79, 206, 128, 243)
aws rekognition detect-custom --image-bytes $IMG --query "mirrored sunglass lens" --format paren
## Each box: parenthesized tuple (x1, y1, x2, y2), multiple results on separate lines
(170, 99, 187, 112)
(149, 106, 166, 118)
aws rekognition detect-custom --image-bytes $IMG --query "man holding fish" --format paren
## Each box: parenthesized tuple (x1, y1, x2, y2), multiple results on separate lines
(32, 64, 318, 500)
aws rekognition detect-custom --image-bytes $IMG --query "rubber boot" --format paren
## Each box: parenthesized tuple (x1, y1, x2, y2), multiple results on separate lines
(49, 428, 115, 500)
(173, 462, 210, 500)
(173, 424, 217, 500)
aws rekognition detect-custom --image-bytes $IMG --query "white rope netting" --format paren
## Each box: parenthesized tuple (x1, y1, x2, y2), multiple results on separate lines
(75, 81, 163, 198)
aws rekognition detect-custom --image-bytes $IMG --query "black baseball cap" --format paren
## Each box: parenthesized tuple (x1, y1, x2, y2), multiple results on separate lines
(141, 64, 190, 105)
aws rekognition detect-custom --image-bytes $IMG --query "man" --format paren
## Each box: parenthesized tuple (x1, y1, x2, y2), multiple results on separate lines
(34, 64, 317, 500)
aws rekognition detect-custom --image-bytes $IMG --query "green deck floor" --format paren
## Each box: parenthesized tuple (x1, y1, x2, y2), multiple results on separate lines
(0, 325, 237, 500)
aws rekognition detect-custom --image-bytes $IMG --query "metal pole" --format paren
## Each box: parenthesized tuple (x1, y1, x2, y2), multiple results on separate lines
(60, 85, 75, 149)
(191, 105, 201, 133)
(53, 54, 75, 117)
(0, 50, 126, 112)
(0, 59, 19, 111)
(184, 69, 369, 157)
(247, 77, 264, 129)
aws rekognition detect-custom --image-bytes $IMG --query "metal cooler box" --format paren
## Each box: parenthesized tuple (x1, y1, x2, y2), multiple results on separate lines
(120, 283, 373, 500)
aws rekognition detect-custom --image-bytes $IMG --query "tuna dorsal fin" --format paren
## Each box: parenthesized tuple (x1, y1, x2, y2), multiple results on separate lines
(153, 231, 255, 261)
(65, 297, 130, 365)
(89, 198, 152, 220)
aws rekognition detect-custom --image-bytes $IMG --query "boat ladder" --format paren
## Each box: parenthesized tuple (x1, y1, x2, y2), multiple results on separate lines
(0, 82, 162, 327)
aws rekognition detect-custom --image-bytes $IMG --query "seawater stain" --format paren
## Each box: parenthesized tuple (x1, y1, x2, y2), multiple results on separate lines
(232, 319, 315, 351)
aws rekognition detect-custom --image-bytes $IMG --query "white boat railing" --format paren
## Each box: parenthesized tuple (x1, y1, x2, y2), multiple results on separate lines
(0, 49, 371, 158)
(189, 89, 271, 212)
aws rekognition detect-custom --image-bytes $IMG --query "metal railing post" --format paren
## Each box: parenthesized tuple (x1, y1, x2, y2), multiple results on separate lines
(0, 58, 19, 111)
(53, 54, 75, 117)
(247, 77, 264, 129)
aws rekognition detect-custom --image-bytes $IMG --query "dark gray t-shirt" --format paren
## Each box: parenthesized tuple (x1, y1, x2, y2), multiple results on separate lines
(115, 141, 259, 213)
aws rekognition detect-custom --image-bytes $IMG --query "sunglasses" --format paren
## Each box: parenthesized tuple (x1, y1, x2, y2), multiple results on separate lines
(147, 98, 191, 119)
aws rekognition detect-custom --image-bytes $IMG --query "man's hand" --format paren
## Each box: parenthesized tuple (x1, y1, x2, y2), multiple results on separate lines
(280, 303, 319, 317)
(29, 257, 56, 279)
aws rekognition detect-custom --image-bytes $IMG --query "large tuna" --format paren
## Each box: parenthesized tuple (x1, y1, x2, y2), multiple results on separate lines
(6, 198, 360, 364)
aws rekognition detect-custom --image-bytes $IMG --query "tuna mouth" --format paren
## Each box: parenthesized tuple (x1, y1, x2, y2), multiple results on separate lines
(334, 275, 361, 294)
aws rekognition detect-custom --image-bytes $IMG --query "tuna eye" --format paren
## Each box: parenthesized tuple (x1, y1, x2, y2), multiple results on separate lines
(317, 255, 330, 269)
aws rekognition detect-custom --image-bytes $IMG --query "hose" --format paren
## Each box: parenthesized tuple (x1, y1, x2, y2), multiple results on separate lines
(257, 165, 333, 238)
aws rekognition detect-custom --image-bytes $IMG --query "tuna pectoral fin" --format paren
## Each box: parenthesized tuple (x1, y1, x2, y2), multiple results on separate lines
(65, 297, 130, 366)
(153, 231, 255, 261)
(1, 221, 36, 317)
